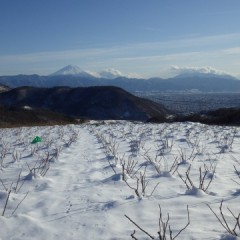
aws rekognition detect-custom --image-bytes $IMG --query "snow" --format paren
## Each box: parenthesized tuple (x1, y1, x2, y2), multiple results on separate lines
(51, 65, 97, 78)
(51, 65, 141, 79)
(0, 121, 239, 239)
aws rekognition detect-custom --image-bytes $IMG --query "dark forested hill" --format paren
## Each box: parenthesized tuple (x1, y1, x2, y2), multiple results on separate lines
(0, 86, 169, 121)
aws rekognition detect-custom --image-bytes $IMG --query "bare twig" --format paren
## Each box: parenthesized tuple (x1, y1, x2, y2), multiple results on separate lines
(125, 214, 155, 239)
(130, 230, 138, 240)
(0, 177, 8, 191)
(173, 205, 190, 239)
(150, 182, 161, 197)
(207, 200, 240, 236)
(234, 165, 240, 179)
(12, 191, 29, 215)
(2, 189, 11, 216)
(125, 205, 190, 240)
(178, 163, 215, 192)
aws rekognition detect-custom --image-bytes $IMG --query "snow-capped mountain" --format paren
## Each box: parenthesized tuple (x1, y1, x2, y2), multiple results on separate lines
(1, 65, 240, 92)
(51, 65, 138, 79)
(51, 65, 97, 78)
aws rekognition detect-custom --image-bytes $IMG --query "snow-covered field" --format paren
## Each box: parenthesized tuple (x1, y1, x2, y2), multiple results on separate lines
(0, 121, 239, 240)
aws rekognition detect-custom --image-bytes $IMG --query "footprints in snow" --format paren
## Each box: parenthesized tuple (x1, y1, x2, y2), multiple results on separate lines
(66, 201, 73, 214)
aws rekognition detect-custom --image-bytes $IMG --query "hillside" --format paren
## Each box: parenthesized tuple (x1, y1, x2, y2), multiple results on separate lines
(176, 108, 240, 126)
(0, 105, 78, 128)
(0, 86, 168, 121)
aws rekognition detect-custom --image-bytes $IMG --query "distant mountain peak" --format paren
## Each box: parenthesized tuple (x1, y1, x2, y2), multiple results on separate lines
(51, 65, 82, 75)
(51, 65, 97, 78)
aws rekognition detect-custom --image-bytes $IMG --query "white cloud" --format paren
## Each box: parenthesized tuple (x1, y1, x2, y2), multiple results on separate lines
(98, 68, 124, 79)
(0, 33, 240, 77)
(170, 65, 230, 76)
(98, 68, 141, 79)
(1, 33, 240, 64)
(221, 47, 240, 55)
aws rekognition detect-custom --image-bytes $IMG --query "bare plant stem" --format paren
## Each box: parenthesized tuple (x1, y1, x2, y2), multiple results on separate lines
(173, 205, 190, 239)
(131, 230, 138, 240)
(12, 192, 29, 215)
(0, 177, 8, 191)
(2, 190, 11, 216)
(125, 214, 155, 239)
(207, 200, 239, 236)
(125, 205, 190, 240)
(14, 168, 23, 193)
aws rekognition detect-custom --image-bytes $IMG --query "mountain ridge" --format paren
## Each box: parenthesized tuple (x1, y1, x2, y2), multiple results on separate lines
(51, 65, 135, 79)
(1, 67, 240, 92)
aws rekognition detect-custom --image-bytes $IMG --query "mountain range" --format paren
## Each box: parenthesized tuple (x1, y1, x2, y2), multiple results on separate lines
(51, 65, 134, 79)
(1, 65, 240, 92)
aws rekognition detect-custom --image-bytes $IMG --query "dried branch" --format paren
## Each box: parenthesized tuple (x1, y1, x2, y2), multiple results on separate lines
(12, 191, 29, 215)
(2, 189, 11, 216)
(0, 177, 8, 191)
(234, 165, 240, 179)
(207, 200, 240, 236)
(173, 205, 190, 239)
(125, 205, 190, 240)
(125, 214, 155, 239)
(131, 230, 138, 240)
(178, 163, 215, 192)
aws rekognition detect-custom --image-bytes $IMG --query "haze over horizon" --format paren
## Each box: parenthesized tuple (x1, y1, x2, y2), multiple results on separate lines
(1, 0, 240, 78)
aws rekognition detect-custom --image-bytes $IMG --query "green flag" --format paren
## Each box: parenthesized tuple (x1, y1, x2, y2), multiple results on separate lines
(31, 136, 42, 144)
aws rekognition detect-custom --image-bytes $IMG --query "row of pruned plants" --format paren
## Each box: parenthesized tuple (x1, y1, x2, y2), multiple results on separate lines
(0, 124, 80, 216)
(90, 122, 240, 238)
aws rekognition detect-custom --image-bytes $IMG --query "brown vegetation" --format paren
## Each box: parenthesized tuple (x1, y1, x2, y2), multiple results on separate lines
(0, 105, 81, 128)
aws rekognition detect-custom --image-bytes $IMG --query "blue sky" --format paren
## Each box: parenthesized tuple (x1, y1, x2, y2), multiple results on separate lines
(0, 0, 240, 78)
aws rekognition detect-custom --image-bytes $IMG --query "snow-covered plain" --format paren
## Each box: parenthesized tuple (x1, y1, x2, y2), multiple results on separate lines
(0, 121, 239, 240)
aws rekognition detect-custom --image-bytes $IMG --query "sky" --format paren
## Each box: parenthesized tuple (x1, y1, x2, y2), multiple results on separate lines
(0, 0, 240, 78)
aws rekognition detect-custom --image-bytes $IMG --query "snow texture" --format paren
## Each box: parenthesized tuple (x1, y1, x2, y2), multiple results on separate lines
(0, 121, 239, 239)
